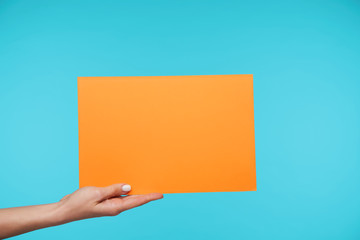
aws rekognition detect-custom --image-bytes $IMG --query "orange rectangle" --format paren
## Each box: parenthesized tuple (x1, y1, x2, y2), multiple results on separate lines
(78, 75, 256, 194)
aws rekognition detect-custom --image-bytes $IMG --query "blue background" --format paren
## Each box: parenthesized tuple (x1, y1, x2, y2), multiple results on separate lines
(1, 0, 360, 239)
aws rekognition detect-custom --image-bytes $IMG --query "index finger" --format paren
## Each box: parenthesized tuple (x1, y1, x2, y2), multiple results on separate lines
(120, 193, 164, 211)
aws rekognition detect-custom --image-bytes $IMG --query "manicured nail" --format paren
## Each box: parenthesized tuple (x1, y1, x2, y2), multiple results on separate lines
(122, 184, 131, 192)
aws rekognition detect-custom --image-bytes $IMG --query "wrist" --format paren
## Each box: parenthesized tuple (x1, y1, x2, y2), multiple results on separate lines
(48, 202, 71, 226)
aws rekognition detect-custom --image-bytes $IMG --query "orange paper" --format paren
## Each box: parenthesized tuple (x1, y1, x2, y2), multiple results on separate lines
(78, 75, 256, 194)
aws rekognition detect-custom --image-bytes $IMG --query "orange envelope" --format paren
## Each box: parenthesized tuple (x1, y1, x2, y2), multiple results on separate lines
(78, 75, 256, 194)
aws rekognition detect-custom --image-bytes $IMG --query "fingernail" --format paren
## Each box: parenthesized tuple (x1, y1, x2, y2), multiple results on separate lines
(122, 184, 131, 192)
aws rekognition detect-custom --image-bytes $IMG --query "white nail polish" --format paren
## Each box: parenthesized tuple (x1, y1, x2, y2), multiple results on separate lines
(122, 184, 131, 192)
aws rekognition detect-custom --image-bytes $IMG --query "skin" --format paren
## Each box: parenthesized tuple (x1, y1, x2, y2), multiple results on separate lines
(0, 183, 163, 239)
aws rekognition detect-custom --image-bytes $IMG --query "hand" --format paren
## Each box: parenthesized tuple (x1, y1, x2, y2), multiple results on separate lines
(57, 184, 163, 223)
(0, 184, 163, 239)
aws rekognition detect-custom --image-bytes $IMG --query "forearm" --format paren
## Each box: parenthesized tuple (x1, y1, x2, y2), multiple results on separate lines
(0, 202, 65, 239)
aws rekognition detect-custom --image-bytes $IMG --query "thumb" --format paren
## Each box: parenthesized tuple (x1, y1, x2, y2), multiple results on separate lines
(100, 183, 132, 200)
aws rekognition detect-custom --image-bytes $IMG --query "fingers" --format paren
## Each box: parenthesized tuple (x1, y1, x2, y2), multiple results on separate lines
(120, 193, 163, 211)
(100, 183, 132, 200)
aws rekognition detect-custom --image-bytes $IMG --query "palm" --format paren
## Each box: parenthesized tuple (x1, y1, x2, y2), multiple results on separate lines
(97, 193, 162, 215)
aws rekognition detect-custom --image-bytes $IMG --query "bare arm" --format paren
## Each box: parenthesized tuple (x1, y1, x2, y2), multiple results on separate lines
(0, 184, 163, 239)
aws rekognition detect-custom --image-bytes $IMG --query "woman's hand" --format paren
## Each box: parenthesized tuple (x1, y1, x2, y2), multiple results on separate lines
(0, 184, 163, 239)
(57, 184, 163, 222)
